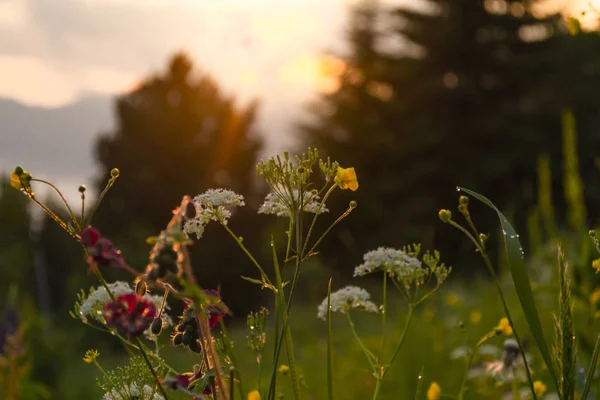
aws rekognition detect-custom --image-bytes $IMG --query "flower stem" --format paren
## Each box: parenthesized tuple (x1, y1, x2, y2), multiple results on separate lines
(302, 184, 336, 257)
(380, 272, 387, 363)
(32, 178, 81, 231)
(221, 223, 273, 287)
(135, 337, 170, 400)
(346, 312, 376, 370)
(387, 304, 413, 368)
(448, 220, 537, 400)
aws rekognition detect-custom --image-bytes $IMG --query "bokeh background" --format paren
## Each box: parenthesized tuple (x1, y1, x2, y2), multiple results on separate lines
(2, 0, 600, 398)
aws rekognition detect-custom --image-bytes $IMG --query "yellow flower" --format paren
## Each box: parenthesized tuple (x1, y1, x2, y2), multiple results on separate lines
(10, 171, 22, 190)
(591, 289, 600, 306)
(495, 317, 513, 336)
(534, 380, 547, 397)
(83, 349, 99, 364)
(593, 258, 600, 273)
(469, 309, 482, 325)
(247, 390, 261, 400)
(445, 293, 462, 308)
(427, 382, 441, 400)
(334, 167, 358, 191)
(278, 364, 290, 375)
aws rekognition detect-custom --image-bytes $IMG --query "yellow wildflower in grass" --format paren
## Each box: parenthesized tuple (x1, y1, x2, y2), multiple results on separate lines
(83, 349, 99, 364)
(593, 258, 600, 273)
(427, 382, 441, 400)
(469, 309, 482, 325)
(533, 380, 547, 397)
(495, 317, 513, 336)
(278, 364, 290, 375)
(334, 167, 358, 191)
(445, 293, 462, 308)
(248, 390, 261, 400)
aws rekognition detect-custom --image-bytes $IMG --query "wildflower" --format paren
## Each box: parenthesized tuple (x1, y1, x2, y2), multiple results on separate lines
(317, 286, 378, 320)
(427, 382, 441, 400)
(248, 390, 262, 400)
(102, 383, 164, 400)
(486, 339, 525, 382)
(184, 189, 245, 238)
(354, 247, 422, 278)
(258, 190, 328, 217)
(80, 226, 126, 269)
(278, 364, 290, 375)
(495, 317, 513, 336)
(83, 349, 99, 364)
(533, 380, 547, 397)
(334, 167, 358, 191)
(204, 289, 228, 329)
(104, 293, 157, 337)
(438, 209, 452, 223)
(593, 258, 600, 273)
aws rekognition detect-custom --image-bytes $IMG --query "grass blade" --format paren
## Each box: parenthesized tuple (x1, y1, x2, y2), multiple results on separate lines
(458, 187, 559, 391)
(580, 332, 600, 400)
(327, 278, 334, 400)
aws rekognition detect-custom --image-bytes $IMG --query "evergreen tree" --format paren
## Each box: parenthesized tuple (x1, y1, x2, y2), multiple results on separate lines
(94, 53, 266, 313)
(302, 0, 600, 271)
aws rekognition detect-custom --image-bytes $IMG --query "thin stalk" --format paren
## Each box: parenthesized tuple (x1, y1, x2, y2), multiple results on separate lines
(346, 312, 376, 370)
(81, 192, 85, 228)
(221, 223, 273, 287)
(85, 177, 116, 226)
(580, 331, 600, 400)
(448, 220, 537, 400)
(387, 304, 414, 368)
(136, 337, 170, 400)
(327, 278, 334, 400)
(31, 197, 71, 235)
(229, 369, 235, 400)
(380, 272, 387, 362)
(32, 178, 81, 231)
(302, 184, 336, 258)
(271, 239, 302, 400)
(219, 320, 245, 398)
(372, 378, 383, 400)
(304, 205, 355, 260)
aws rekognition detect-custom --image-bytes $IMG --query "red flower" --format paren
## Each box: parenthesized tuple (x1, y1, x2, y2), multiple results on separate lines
(203, 289, 228, 329)
(103, 293, 156, 337)
(80, 226, 126, 269)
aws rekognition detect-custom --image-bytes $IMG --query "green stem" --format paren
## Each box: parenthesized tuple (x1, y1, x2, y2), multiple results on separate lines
(457, 332, 494, 400)
(271, 240, 302, 400)
(326, 278, 334, 400)
(32, 178, 81, 232)
(380, 272, 387, 363)
(302, 184, 336, 258)
(304, 204, 355, 260)
(221, 223, 273, 287)
(387, 304, 414, 368)
(85, 176, 116, 227)
(135, 337, 170, 400)
(372, 378, 383, 400)
(346, 312, 376, 371)
(448, 220, 537, 400)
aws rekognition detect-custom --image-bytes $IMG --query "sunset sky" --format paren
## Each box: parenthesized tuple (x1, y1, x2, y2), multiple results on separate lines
(0, 0, 595, 200)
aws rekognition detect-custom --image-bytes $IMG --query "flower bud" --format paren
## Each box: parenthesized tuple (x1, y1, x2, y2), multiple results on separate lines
(189, 339, 202, 353)
(13, 166, 23, 176)
(23, 172, 32, 181)
(297, 166, 305, 174)
(349, 200, 357, 209)
(135, 279, 148, 296)
(151, 318, 163, 335)
(458, 204, 467, 214)
(78, 185, 86, 193)
(590, 230, 597, 238)
(182, 333, 191, 346)
(110, 168, 120, 178)
(438, 209, 452, 223)
(459, 196, 469, 205)
(173, 333, 183, 346)
(278, 364, 290, 376)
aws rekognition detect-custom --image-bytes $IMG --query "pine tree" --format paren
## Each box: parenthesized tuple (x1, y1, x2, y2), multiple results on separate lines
(302, 0, 600, 270)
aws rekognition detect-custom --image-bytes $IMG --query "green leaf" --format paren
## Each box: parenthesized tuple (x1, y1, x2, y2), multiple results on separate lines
(580, 332, 600, 400)
(458, 187, 559, 391)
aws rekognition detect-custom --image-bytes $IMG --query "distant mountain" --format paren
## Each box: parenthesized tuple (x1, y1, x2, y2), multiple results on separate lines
(0, 94, 114, 192)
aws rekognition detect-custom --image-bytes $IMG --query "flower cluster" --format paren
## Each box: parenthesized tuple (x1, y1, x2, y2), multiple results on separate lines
(80, 226, 126, 269)
(74, 281, 172, 337)
(258, 190, 328, 218)
(317, 286, 378, 320)
(104, 293, 157, 337)
(184, 189, 245, 239)
(102, 383, 164, 400)
(353, 246, 422, 278)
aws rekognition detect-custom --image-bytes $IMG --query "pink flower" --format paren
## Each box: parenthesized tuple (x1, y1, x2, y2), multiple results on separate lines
(103, 293, 156, 337)
(80, 226, 126, 269)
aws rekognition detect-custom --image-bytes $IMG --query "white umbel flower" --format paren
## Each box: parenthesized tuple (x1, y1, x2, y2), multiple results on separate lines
(184, 189, 245, 238)
(354, 247, 422, 278)
(258, 190, 328, 217)
(103, 383, 164, 400)
(317, 286, 378, 320)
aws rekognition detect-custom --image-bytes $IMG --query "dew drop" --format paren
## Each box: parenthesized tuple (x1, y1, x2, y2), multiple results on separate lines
(502, 230, 507, 235)
(456, 187, 461, 192)
(516, 234, 520, 238)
